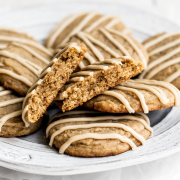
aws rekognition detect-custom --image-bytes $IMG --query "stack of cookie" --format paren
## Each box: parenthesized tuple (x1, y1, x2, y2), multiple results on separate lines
(0, 12, 180, 157)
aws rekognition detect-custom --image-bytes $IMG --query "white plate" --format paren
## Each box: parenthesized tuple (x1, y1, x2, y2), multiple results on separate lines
(0, 2, 180, 176)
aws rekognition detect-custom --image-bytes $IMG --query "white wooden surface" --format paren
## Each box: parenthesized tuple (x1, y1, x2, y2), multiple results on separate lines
(0, 0, 180, 179)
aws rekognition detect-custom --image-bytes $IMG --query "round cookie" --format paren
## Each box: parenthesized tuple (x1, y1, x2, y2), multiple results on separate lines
(0, 28, 53, 57)
(22, 43, 87, 126)
(57, 28, 148, 70)
(55, 56, 143, 112)
(83, 79, 180, 113)
(0, 86, 42, 137)
(46, 110, 152, 157)
(140, 32, 180, 89)
(45, 12, 131, 49)
(0, 42, 52, 96)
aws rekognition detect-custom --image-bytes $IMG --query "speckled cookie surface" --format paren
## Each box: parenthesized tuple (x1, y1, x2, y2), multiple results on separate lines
(22, 43, 87, 124)
(83, 79, 179, 113)
(140, 32, 180, 89)
(55, 57, 143, 112)
(0, 42, 52, 96)
(0, 87, 42, 137)
(45, 12, 131, 49)
(47, 111, 152, 157)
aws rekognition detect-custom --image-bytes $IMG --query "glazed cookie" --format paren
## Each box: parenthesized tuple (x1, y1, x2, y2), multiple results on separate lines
(0, 86, 42, 137)
(140, 32, 180, 89)
(0, 28, 53, 57)
(46, 110, 152, 157)
(83, 79, 180, 113)
(0, 42, 52, 96)
(55, 56, 143, 112)
(45, 12, 131, 49)
(22, 43, 87, 125)
(57, 28, 148, 70)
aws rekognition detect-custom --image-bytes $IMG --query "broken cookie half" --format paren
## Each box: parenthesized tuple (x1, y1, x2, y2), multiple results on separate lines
(22, 43, 87, 125)
(55, 56, 144, 112)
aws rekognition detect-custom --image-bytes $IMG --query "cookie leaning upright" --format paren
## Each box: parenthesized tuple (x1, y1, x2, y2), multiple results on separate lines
(140, 32, 180, 89)
(0, 86, 42, 137)
(0, 42, 52, 96)
(22, 43, 87, 125)
(55, 56, 144, 112)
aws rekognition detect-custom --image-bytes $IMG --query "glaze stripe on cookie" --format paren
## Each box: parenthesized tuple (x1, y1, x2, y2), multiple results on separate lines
(94, 79, 180, 113)
(0, 69, 33, 86)
(0, 86, 5, 91)
(106, 28, 147, 69)
(0, 35, 53, 56)
(12, 42, 50, 64)
(0, 50, 42, 75)
(60, 133, 137, 154)
(47, 112, 152, 154)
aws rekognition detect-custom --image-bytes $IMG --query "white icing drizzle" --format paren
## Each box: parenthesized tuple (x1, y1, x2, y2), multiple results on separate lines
(102, 91, 135, 113)
(84, 52, 97, 64)
(59, 12, 98, 46)
(0, 50, 42, 75)
(82, 32, 120, 58)
(59, 133, 137, 154)
(120, 81, 169, 104)
(113, 86, 149, 113)
(149, 38, 180, 56)
(130, 79, 180, 107)
(12, 42, 50, 64)
(0, 44, 7, 49)
(0, 69, 32, 86)
(84, 15, 116, 33)
(0, 35, 52, 56)
(144, 32, 180, 49)
(99, 28, 131, 56)
(164, 69, 180, 83)
(76, 32, 104, 61)
(135, 112, 150, 125)
(0, 110, 22, 132)
(46, 12, 87, 48)
(0, 97, 24, 108)
(67, 77, 84, 83)
(105, 18, 122, 29)
(48, 110, 102, 124)
(0, 90, 12, 97)
(0, 86, 5, 92)
(46, 114, 152, 138)
(46, 112, 152, 154)
(139, 46, 180, 79)
(70, 71, 94, 78)
(106, 28, 147, 69)
(143, 57, 180, 80)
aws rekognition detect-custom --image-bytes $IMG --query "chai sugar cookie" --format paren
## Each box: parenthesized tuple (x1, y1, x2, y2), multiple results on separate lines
(83, 79, 180, 113)
(140, 32, 180, 89)
(46, 110, 152, 157)
(55, 56, 143, 112)
(0, 42, 52, 96)
(57, 28, 148, 70)
(22, 43, 87, 125)
(45, 12, 131, 49)
(0, 28, 53, 57)
(0, 86, 42, 137)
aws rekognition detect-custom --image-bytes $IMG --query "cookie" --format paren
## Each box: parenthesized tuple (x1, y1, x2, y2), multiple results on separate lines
(140, 32, 180, 89)
(0, 86, 42, 137)
(46, 110, 152, 157)
(83, 79, 180, 113)
(22, 43, 87, 125)
(0, 42, 52, 96)
(57, 28, 148, 70)
(45, 12, 131, 49)
(55, 56, 143, 112)
(0, 28, 53, 57)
